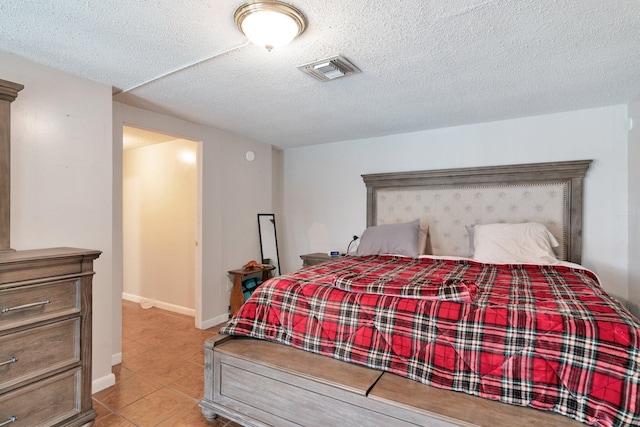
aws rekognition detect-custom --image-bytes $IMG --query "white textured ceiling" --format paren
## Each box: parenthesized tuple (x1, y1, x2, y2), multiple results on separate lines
(1, 1, 639, 149)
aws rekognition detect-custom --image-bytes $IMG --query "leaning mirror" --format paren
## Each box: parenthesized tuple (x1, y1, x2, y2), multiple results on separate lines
(257, 213, 280, 276)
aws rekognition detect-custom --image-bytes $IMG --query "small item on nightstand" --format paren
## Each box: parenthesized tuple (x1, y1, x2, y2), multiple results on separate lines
(346, 235, 359, 254)
(243, 260, 264, 270)
(330, 251, 340, 257)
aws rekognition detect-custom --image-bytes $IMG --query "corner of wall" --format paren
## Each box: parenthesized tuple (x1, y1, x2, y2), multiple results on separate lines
(627, 94, 640, 312)
(92, 373, 116, 394)
(271, 146, 287, 271)
(201, 313, 230, 330)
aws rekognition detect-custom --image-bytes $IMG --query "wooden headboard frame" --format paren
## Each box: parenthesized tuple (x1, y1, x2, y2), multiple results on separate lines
(362, 160, 592, 264)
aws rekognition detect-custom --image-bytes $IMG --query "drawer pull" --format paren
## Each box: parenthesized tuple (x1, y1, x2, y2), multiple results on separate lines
(1, 299, 51, 314)
(0, 357, 17, 367)
(0, 416, 17, 426)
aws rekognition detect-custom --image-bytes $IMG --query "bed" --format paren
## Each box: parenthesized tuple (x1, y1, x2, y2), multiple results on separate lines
(200, 160, 640, 426)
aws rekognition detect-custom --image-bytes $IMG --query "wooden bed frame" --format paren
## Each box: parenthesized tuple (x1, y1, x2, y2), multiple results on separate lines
(200, 160, 592, 427)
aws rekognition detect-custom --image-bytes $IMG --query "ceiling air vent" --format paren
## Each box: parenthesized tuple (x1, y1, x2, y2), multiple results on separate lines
(297, 55, 361, 82)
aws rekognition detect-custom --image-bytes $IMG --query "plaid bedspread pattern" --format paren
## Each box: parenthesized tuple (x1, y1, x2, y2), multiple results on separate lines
(222, 255, 640, 426)
(332, 270, 477, 302)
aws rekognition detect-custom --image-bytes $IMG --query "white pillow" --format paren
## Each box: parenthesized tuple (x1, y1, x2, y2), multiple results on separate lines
(472, 222, 560, 265)
(356, 219, 420, 258)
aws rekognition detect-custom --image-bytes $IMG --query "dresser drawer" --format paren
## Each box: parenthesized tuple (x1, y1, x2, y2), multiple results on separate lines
(0, 318, 79, 392)
(0, 367, 81, 427)
(0, 280, 79, 331)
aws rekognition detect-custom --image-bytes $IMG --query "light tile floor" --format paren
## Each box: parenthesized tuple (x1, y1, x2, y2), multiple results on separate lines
(92, 300, 241, 427)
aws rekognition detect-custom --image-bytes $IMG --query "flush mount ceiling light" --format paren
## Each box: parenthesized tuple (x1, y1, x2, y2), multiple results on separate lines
(234, 1, 307, 51)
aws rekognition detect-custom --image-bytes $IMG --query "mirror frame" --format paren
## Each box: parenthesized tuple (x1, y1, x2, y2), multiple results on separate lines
(257, 213, 280, 276)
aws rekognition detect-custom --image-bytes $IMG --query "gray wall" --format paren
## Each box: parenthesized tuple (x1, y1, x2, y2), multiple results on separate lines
(282, 105, 631, 307)
(628, 93, 640, 316)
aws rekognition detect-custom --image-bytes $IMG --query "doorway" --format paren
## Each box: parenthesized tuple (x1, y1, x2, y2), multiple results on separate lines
(122, 125, 199, 317)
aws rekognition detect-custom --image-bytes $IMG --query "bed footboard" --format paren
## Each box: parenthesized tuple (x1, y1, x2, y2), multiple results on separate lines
(199, 336, 584, 427)
(199, 335, 439, 426)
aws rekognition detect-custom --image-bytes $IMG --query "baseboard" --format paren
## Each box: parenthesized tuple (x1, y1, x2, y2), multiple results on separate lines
(201, 313, 229, 330)
(122, 292, 226, 330)
(122, 292, 195, 317)
(112, 352, 122, 365)
(121, 292, 148, 304)
(92, 372, 116, 394)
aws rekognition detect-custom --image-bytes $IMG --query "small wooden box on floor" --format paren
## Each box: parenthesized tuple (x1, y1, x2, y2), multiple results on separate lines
(200, 336, 585, 427)
(0, 248, 101, 427)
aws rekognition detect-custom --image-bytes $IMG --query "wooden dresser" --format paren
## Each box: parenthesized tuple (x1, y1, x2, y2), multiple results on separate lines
(0, 248, 101, 427)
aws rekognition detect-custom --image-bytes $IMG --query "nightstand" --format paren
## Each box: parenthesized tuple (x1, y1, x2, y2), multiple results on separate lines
(300, 252, 341, 267)
(228, 265, 275, 316)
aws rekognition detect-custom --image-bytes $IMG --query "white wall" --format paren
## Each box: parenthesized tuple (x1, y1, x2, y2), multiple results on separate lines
(272, 147, 286, 269)
(628, 94, 640, 316)
(0, 52, 115, 392)
(113, 102, 273, 340)
(123, 139, 197, 313)
(283, 105, 630, 303)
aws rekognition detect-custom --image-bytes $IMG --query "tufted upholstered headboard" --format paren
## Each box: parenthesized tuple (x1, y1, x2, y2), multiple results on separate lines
(362, 160, 592, 264)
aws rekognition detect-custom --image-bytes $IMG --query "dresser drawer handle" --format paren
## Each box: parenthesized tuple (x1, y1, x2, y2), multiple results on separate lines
(0, 416, 17, 426)
(0, 357, 17, 367)
(1, 299, 51, 314)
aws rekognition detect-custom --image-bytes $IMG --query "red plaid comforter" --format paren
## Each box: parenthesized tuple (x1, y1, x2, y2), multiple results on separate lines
(222, 255, 640, 426)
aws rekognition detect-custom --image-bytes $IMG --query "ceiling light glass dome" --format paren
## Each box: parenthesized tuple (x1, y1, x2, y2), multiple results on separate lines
(234, 1, 307, 51)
